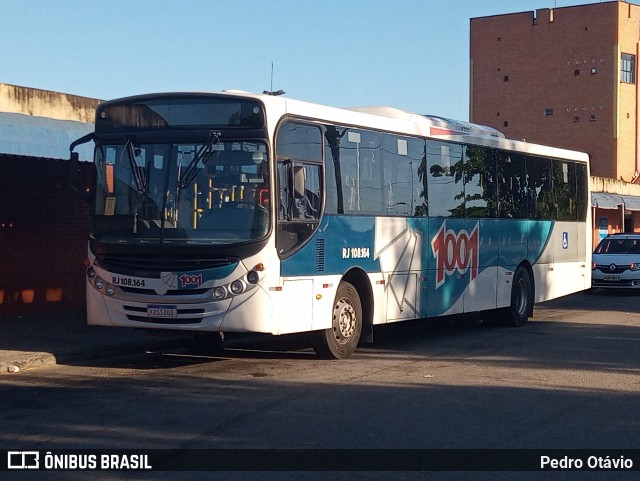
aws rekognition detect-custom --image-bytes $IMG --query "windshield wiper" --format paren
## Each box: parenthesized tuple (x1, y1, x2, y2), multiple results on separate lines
(177, 131, 221, 189)
(122, 137, 146, 194)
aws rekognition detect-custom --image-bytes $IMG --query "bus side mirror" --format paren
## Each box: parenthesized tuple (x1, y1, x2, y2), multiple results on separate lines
(69, 151, 95, 202)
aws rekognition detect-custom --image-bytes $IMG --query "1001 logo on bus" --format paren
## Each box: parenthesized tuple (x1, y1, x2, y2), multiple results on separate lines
(431, 222, 479, 289)
(180, 273, 203, 287)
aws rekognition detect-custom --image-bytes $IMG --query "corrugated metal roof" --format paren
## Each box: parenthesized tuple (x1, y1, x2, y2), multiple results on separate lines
(592, 192, 640, 211)
(0, 112, 94, 161)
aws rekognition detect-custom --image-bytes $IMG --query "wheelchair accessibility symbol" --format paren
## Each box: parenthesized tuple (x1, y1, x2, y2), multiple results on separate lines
(562, 232, 569, 249)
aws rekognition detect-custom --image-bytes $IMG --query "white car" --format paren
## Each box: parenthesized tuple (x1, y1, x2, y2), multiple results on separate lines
(592, 234, 640, 289)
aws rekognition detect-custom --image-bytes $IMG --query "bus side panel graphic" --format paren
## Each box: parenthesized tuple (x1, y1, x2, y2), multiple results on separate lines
(281, 216, 554, 319)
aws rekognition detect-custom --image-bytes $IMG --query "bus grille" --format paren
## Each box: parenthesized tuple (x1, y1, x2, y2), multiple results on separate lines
(96, 253, 236, 272)
(119, 287, 210, 296)
(316, 239, 325, 272)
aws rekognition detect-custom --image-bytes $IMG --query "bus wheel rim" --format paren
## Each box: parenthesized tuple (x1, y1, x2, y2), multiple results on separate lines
(334, 297, 356, 342)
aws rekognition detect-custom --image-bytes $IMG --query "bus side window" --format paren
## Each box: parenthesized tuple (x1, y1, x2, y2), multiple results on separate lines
(336, 129, 384, 214)
(292, 165, 320, 219)
(497, 151, 527, 219)
(381, 134, 425, 216)
(275, 122, 323, 256)
(324, 126, 344, 214)
(576, 162, 588, 222)
(553, 159, 577, 221)
(427, 140, 464, 217)
(465, 145, 497, 218)
(527, 156, 554, 220)
(278, 161, 291, 220)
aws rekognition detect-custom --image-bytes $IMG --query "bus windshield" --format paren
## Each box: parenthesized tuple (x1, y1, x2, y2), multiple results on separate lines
(92, 139, 270, 245)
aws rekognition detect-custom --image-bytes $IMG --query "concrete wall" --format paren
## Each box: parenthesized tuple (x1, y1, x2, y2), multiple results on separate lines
(592, 175, 640, 196)
(0, 83, 99, 317)
(0, 83, 100, 123)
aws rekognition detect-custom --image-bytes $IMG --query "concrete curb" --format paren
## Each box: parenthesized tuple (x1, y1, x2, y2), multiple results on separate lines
(0, 339, 185, 375)
(0, 350, 57, 374)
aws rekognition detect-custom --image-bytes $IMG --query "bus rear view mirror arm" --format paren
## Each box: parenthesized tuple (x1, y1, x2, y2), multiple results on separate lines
(69, 133, 95, 202)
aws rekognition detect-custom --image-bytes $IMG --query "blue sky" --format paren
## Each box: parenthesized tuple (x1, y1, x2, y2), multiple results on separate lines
(1, 0, 616, 121)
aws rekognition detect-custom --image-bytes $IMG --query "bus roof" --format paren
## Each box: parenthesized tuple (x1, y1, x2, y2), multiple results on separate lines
(98, 90, 590, 164)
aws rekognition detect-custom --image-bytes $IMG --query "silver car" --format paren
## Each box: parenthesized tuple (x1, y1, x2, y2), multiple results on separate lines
(592, 234, 640, 289)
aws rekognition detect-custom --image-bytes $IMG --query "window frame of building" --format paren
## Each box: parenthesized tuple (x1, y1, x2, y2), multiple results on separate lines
(621, 53, 635, 84)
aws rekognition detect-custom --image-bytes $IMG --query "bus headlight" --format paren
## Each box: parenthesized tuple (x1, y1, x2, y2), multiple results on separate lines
(87, 267, 96, 280)
(247, 270, 260, 285)
(212, 268, 261, 301)
(94, 276, 105, 289)
(213, 286, 228, 300)
(230, 280, 245, 295)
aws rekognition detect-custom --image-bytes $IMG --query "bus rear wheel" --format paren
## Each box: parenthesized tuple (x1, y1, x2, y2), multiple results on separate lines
(484, 267, 533, 327)
(313, 282, 362, 359)
(501, 266, 533, 327)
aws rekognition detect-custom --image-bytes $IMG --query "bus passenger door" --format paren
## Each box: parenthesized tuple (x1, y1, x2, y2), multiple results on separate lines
(374, 218, 422, 321)
(386, 273, 418, 321)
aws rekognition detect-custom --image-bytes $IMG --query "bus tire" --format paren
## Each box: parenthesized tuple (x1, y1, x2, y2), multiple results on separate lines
(501, 266, 534, 327)
(313, 282, 362, 359)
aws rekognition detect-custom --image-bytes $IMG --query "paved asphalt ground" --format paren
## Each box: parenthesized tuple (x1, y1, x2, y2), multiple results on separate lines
(0, 308, 194, 373)
(1, 289, 640, 481)
(0, 287, 637, 372)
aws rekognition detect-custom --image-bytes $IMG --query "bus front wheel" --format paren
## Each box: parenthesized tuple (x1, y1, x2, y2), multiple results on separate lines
(313, 282, 362, 359)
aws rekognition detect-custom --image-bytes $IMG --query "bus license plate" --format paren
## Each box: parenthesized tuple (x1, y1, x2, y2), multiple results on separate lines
(147, 305, 178, 318)
(603, 275, 620, 281)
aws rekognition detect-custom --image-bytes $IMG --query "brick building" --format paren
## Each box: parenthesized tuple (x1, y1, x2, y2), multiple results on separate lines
(470, 0, 640, 245)
(0, 83, 98, 317)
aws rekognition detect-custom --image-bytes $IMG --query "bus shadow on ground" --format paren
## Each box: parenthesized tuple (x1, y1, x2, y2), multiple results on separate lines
(7, 290, 638, 370)
(76, 288, 640, 370)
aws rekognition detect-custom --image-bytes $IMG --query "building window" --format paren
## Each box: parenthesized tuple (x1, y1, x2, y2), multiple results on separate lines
(544, 108, 554, 116)
(504, 75, 509, 82)
(574, 69, 580, 76)
(621, 53, 635, 84)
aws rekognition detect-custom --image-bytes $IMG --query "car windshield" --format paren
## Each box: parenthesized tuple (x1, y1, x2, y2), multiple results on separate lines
(595, 238, 640, 254)
(92, 140, 270, 245)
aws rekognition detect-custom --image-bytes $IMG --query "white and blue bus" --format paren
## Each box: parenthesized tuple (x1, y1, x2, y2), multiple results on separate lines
(69, 91, 591, 358)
